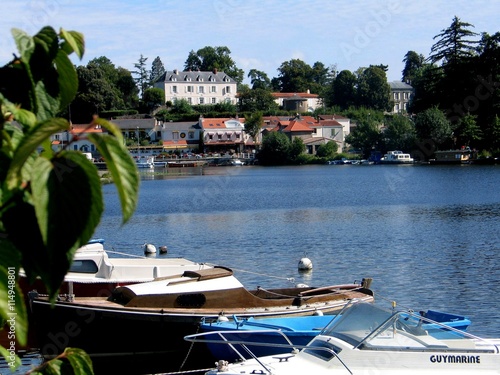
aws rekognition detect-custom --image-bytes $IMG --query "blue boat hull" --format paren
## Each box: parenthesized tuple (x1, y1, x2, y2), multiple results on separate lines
(201, 310, 471, 361)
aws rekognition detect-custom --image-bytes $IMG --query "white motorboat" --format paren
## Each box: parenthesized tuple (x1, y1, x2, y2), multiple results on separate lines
(20, 239, 213, 296)
(189, 301, 500, 375)
(380, 150, 414, 164)
(136, 155, 155, 168)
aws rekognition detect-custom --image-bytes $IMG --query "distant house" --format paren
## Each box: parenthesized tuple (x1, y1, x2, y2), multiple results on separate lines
(272, 91, 321, 112)
(200, 117, 251, 154)
(160, 120, 202, 153)
(50, 123, 104, 156)
(263, 114, 351, 154)
(389, 81, 414, 113)
(153, 69, 238, 106)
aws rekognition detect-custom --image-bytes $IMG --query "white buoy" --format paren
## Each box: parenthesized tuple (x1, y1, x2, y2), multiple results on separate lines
(298, 257, 313, 271)
(143, 243, 157, 254)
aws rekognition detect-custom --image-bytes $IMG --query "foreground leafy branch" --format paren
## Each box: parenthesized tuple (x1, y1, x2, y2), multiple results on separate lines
(0, 26, 139, 374)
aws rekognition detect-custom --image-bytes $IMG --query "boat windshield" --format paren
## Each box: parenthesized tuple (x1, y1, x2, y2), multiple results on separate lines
(321, 302, 499, 353)
(322, 302, 393, 347)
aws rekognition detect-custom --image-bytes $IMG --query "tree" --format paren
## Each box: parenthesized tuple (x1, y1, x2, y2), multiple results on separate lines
(238, 86, 278, 113)
(132, 54, 150, 99)
(183, 46, 244, 84)
(428, 16, 478, 66)
(402, 51, 425, 84)
(456, 113, 482, 148)
(382, 114, 416, 152)
(0, 26, 139, 374)
(356, 66, 392, 111)
(71, 63, 124, 121)
(170, 98, 194, 114)
(150, 56, 166, 86)
(414, 107, 454, 148)
(244, 111, 264, 146)
(247, 69, 271, 90)
(325, 69, 357, 109)
(115, 67, 139, 109)
(289, 137, 306, 162)
(316, 141, 338, 159)
(143, 87, 165, 112)
(258, 132, 290, 165)
(273, 59, 320, 93)
(345, 116, 382, 158)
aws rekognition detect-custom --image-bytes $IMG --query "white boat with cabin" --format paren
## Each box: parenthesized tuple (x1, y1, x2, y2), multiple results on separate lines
(19, 239, 213, 296)
(380, 150, 414, 164)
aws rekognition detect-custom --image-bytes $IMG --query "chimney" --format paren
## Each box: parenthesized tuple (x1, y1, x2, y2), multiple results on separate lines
(213, 68, 218, 74)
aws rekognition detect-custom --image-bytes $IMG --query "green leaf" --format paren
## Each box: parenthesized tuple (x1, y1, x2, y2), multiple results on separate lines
(6, 117, 70, 190)
(63, 348, 94, 375)
(59, 29, 85, 60)
(91, 117, 124, 141)
(30, 347, 93, 375)
(34, 80, 61, 121)
(0, 264, 28, 347)
(30, 152, 103, 298)
(54, 50, 78, 109)
(0, 345, 21, 371)
(88, 133, 139, 224)
(11, 28, 35, 64)
(11, 108, 37, 129)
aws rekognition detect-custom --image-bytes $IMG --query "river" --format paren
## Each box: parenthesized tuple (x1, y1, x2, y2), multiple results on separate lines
(6, 163, 500, 374)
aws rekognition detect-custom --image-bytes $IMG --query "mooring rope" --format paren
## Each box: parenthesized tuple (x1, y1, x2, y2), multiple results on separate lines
(230, 267, 296, 284)
(151, 368, 213, 375)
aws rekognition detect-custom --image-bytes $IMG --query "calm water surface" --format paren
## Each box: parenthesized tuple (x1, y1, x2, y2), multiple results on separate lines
(6, 163, 500, 373)
(93, 164, 500, 338)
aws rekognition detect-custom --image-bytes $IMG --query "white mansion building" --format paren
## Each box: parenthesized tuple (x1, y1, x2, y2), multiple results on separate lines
(153, 69, 238, 105)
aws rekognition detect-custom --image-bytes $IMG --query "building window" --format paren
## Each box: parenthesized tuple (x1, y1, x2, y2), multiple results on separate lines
(209, 134, 213, 140)
(187, 85, 194, 93)
(199, 97, 204, 104)
(404, 92, 409, 99)
(211, 86, 217, 93)
(218, 134, 222, 140)
(394, 92, 399, 100)
(199, 86, 204, 94)
(211, 97, 216, 104)
(236, 133, 240, 139)
(172, 86, 177, 93)
(187, 98, 192, 104)
(188, 131, 194, 139)
(173, 132, 179, 140)
(226, 86, 231, 94)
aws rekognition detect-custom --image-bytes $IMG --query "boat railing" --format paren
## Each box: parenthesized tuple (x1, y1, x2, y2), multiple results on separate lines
(184, 329, 354, 375)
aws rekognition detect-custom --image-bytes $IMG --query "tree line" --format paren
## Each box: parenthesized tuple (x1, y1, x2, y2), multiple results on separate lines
(67, 16, 500, 159)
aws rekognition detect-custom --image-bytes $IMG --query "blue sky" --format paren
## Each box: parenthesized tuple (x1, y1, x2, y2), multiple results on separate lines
(1, 0, 498, 84)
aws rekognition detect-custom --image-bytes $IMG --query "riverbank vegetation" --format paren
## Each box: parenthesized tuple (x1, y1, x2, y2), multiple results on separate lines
(62, 16, 499, 164)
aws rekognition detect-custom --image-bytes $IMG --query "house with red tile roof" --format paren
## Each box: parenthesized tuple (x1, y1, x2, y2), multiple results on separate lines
(262, 114, 351, 154)
(50, 122, 105, 156)
(200, 116, 254, 154)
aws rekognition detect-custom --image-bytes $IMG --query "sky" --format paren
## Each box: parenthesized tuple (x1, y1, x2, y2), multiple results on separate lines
(1, 0, 498, 85)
